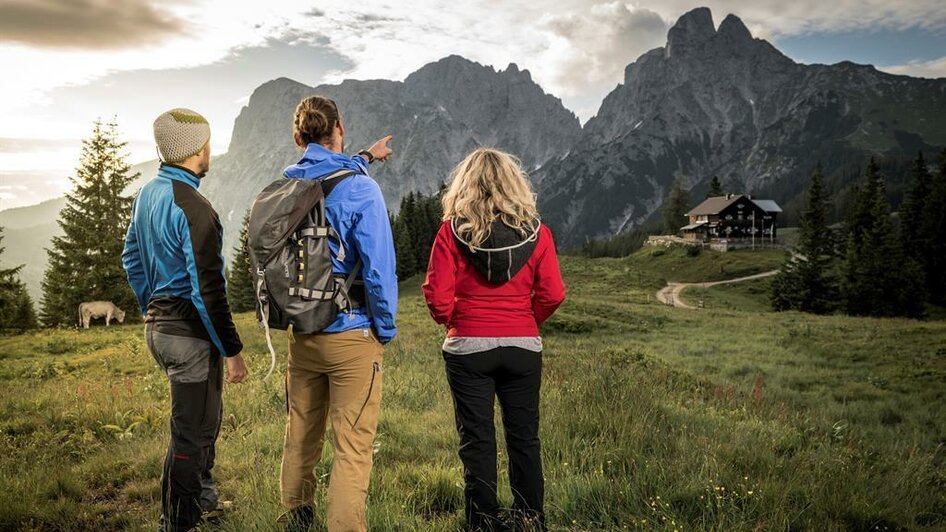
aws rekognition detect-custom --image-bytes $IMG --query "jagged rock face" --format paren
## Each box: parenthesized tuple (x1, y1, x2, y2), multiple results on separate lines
(200, 55, 581, 252)
(538, 7, 946, 248)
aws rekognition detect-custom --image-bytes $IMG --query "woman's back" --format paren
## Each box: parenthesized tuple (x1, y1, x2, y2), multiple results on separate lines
(423, 218, 565, 338)
(424, 146, 563, 531)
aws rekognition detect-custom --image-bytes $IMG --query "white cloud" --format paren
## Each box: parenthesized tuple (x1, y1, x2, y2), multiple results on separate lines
(2, 0, 946, 210)
(651, 0, 946, 38)
(536, 3, 667, 119)
(880, 55, 946, 79)
(0, 0, 323, 122)
(275, 0, 946, 120)
(5, 0, 945, 132)
(296, 1, 670, 122)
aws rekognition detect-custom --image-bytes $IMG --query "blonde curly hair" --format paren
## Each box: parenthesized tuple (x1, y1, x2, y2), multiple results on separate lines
(442, 147, 539, 249)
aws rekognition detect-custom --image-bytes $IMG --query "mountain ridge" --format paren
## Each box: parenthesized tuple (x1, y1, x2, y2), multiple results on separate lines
(5, 6, 946, 296)
(537, 7, 946, 247)
(199, 53, 582, 252)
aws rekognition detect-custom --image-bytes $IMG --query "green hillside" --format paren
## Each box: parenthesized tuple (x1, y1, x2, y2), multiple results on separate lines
(1, 253, 944, 530)
(0, 222, 61, 301)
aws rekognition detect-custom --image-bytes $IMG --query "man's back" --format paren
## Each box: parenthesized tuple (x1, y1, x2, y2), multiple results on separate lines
(124, 163, 242, 357)
(125, 107, 247, 531)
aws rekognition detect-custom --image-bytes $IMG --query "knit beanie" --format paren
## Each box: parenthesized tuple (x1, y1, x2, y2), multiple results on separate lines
(153, 108, 211, 163)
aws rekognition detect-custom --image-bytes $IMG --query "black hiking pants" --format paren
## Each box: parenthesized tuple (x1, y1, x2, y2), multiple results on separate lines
(145, 321, 223, 532)
(443, 347, 545, 532)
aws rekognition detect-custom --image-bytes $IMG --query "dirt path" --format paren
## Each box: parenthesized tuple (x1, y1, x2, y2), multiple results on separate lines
(656, 270, 780, 309)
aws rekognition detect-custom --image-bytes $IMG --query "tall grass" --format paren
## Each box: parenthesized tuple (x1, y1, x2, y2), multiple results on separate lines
(0, 251, 943, 530)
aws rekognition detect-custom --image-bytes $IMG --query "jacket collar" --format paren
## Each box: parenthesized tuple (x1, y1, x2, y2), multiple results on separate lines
(284, 143, 362, 180)
(158, 163, 201, 189)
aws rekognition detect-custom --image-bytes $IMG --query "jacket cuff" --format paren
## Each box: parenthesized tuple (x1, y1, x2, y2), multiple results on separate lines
(221, 337, 244, 357)
(374, 324, 396, 344)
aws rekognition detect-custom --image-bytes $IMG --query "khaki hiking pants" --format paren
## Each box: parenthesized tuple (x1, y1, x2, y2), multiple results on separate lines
(280, 327, 384, 532)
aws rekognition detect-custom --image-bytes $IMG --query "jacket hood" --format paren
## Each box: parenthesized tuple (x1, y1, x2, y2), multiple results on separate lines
(452, 218, 541, 285)
(283, 143, 364, 180)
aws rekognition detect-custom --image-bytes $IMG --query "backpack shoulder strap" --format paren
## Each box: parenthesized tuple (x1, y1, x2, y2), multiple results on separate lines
(319, 169, 357, 198)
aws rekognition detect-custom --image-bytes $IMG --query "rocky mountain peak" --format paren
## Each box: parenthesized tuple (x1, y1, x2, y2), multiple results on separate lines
(504, 62, 533, 82)
(199, 54, 581, 253)
(537, 7, 946, 248)
(666, 7, 716, 58)
(717, 14, 752, 43)
(404, 54, 489, 84)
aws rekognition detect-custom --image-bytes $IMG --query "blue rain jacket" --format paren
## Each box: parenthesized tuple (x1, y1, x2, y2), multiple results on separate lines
(283, 144, 398, 343)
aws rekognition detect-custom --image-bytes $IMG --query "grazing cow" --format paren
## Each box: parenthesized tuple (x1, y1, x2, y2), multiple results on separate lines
(78, 301, 126, 329)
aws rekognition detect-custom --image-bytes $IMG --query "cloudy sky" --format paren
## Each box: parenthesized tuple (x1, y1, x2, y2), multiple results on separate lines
(1, 0, 944, 209)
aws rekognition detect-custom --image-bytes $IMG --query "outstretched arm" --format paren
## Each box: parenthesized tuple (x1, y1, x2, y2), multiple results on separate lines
(353, 135, 394, 170)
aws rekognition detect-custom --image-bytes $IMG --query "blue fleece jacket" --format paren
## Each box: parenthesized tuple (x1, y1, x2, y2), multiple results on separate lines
(122, 164, 243, 357)
(283, 144, 398, 343)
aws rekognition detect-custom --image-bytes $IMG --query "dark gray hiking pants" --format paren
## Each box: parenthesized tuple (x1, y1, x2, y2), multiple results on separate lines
(145, 321, 222, 532)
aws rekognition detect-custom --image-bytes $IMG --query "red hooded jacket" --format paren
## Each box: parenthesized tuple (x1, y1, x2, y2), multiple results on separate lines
(422, 219, 566, 337)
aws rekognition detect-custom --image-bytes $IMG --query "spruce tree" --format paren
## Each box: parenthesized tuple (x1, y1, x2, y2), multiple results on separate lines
(389, 189, 445, 279)
(900, 151, 931, 260)
(227, 210, 256, 313)
(393, 218, 417, 279)
(40, 119, 139, 327)
(841, 159, 925, 317)
(414, 194, 441, 270)
(845, 158, 882, 251)
(925, 149, 946, 304)
(707, 175, 723, 198)
(401, 192, 424, 270)
(770, 164, 837, 313)
(0, 227, 38, 330)
(662, 177, 690, 235)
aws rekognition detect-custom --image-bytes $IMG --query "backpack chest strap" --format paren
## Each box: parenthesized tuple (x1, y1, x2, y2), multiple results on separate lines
(294, 226, 337, 239)
(288, 287, 336, 300)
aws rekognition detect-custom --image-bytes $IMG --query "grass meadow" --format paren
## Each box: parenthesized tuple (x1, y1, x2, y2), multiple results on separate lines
(1, 248, 944, 531)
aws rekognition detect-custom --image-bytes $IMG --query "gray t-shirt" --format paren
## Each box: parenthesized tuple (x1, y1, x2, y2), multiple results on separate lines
(442, 336, 542, 355)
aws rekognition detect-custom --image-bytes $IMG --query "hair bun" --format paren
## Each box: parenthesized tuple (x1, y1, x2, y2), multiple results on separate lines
(294, 96, 339, 145)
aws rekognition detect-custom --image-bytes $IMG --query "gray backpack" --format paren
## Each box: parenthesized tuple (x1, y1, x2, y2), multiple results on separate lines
(247, 169, 364, 376)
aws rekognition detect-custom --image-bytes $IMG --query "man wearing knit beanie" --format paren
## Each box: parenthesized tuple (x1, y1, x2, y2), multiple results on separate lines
(123, 108, 248, 531)
(154, 108, 212, 173)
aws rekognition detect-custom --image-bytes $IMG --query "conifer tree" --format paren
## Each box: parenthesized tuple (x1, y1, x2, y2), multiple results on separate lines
(900, 151, 931, 260)
(771, 164, 837, 313)
(707, 175, 723, 198)
(414, 194, 441, 269)
(662, 177, 690, 235)
(41, 119, 139, 327)
(390, 189, 444, 279)
(841, 159, 925, 317)
(393, 218, 417, 279)
(227, 210, 256, 313)
(925, 149, 946, 304)
(0, 227, 38, 330)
